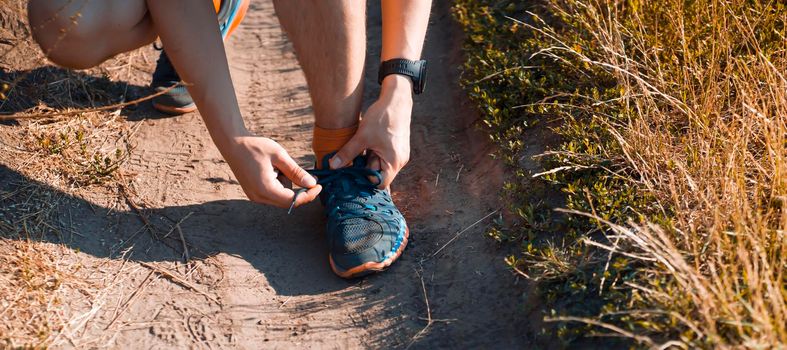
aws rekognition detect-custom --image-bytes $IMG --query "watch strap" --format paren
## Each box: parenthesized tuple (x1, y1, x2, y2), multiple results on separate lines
(378, 58, 427, 94)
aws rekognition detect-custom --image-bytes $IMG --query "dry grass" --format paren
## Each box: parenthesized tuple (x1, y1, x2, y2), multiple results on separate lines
(0, 239, 89, 348)
(530, 0, 786, 347)
(0, 122, 138, 347)
(0, 2, 157, 347)
(16, 112, 138, 189)
(0, 182, 131, 348)
(455, 0, 786, 347)
(0, 185, 68, 347)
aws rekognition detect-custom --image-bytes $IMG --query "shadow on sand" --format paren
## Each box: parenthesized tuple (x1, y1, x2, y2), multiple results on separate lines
(0, 162, 360, 297)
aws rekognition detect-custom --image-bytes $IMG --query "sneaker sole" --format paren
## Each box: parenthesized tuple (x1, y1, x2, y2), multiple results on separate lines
(152, 101, 197, 115)
(329, 226, 410, 279)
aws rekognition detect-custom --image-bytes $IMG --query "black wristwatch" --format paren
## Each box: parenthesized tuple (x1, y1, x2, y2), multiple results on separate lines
(377, 58, 427, 95)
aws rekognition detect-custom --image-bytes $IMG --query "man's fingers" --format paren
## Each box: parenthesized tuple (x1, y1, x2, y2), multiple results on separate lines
(379, 159, 400, 190)
(330, 135, 365, 169)
(367, 153, 381, 171)
(265, 188, 295, 208)
(274, 169, 293, 189)
(293, 185, 322, 208)
(263, 177, 322, 208)
(273, 151, 317, 188)
(253, 182, 321, 208)
(380, 168, 396, 190)
(366, 152, 383, 185)
(247, 159, 321, 208)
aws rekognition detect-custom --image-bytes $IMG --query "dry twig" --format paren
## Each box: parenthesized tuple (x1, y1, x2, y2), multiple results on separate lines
(139, 262, 221, 306)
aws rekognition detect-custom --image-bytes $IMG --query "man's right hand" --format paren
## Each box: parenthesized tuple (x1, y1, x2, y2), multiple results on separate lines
(220, 134, 322, 208)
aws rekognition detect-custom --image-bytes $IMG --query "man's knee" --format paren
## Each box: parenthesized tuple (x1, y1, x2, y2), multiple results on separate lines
(28, 0, 113, 69)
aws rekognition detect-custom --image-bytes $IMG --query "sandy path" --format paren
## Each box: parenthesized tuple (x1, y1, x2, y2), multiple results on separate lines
(1, 1, 538, 348)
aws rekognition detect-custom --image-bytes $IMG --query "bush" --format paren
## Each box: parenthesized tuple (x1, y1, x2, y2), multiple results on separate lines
(454, 0, 787, 348)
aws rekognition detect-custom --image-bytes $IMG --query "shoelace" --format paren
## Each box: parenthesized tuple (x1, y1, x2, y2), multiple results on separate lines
(287, 167, 383, 215)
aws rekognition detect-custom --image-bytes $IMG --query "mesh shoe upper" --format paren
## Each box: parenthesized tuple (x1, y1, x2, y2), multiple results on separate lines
(309, 154, 407, 274)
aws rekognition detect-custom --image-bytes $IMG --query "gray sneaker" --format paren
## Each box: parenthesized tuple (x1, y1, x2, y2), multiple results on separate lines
(150, 0, 250, 115)
(150, 50, 196, 115)
(308, 153, 409, 279)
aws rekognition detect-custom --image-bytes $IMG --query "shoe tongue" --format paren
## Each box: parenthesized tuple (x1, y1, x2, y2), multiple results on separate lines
(314, 153, 383, 189)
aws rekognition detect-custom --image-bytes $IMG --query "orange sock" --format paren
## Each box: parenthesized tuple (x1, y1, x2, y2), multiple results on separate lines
(313, 124, 358, 169)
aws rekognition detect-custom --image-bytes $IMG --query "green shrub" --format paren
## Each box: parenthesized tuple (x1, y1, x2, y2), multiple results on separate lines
(454, 0, 787, 348)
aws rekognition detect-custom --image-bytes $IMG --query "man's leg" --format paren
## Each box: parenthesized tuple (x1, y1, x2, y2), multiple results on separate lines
(272, 0, 366, 164)
(274, 2, 409, 279)
(28, 0, 155, 69)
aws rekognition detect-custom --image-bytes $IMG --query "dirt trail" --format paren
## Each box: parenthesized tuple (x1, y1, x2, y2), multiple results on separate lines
(1, 1, 540, 348)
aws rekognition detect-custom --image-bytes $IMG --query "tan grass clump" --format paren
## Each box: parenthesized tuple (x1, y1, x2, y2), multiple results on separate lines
(535, 0, 786, 347)
(18, 112, 137, 189)
(0, 238, 85, 347)
(0, 182, 113, 348)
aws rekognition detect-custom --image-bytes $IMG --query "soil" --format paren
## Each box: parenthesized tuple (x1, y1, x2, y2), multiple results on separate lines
(0, 1, 549, 348)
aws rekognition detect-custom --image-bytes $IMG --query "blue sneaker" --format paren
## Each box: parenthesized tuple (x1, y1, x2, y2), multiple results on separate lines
(309, 154, 409, 278)
(150, 0, 250, 115)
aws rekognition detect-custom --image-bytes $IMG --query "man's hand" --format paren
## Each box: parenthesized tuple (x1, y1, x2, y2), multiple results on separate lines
(330, 75, 413, 189)
(221, 134, 322, 207)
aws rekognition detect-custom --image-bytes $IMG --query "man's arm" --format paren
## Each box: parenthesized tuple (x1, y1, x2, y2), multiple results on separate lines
(146, 0, 320, 207)
(331, 0, 432, 189)
(380, 0, 431, 61)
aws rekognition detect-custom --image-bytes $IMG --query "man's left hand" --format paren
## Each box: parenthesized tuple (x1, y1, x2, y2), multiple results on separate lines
(330, 75, 413, 190)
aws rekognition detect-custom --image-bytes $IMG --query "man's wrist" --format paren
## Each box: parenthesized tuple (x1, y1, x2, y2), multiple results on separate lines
(378, 74, 414, 128)
(380, 74, 414, 99)
(206, 117, 251, 149)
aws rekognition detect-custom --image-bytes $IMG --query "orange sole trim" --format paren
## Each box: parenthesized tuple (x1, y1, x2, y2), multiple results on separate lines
(152, 102, 197, 115)
(330, 227, 410, 279)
